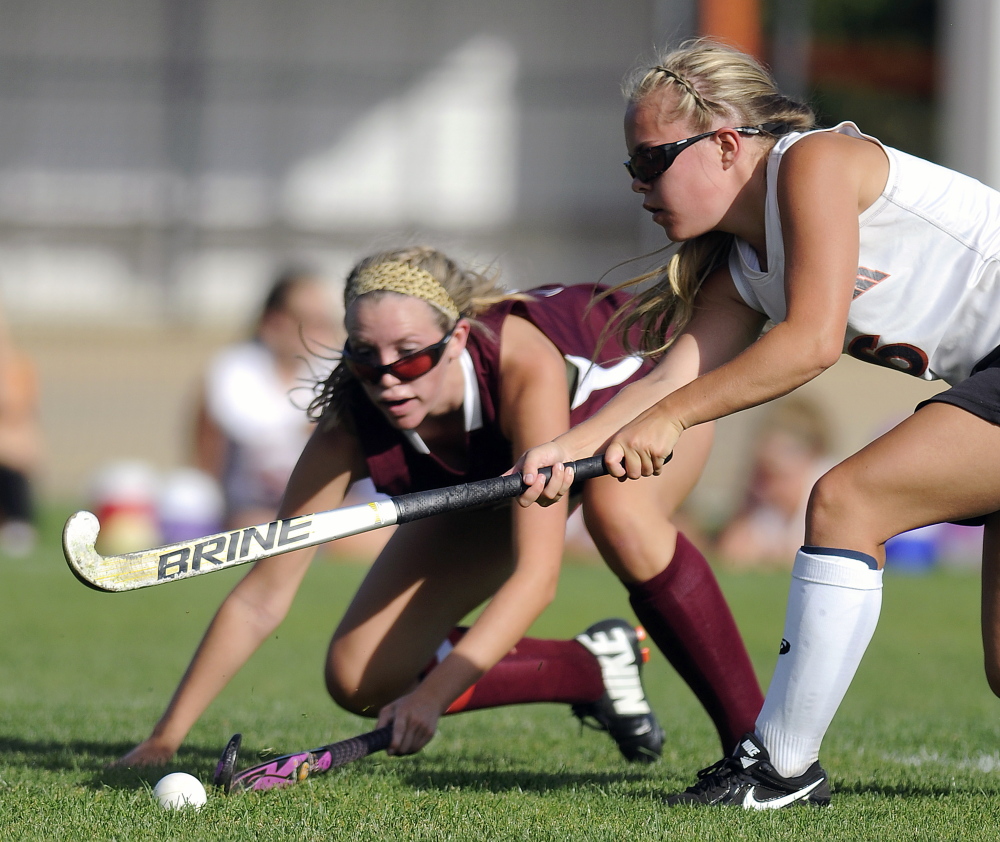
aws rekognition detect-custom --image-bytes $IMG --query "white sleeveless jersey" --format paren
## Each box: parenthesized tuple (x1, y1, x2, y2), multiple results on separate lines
(728, 121, 1000, 385)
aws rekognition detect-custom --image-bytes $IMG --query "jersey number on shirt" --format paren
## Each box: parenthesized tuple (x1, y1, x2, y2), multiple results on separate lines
(847, 335, 929, 377)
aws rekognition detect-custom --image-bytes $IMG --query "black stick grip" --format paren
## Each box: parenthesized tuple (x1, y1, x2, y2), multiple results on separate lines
(324, 726, 393, 768)
(393, 455, 608, 525)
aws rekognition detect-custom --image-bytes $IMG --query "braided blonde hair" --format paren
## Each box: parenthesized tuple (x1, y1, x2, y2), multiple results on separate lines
(612, 40, 816, 356)
(310, 246, 520, 425)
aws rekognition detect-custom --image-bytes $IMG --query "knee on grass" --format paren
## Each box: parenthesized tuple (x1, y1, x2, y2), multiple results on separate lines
(324, 663, 402, 717)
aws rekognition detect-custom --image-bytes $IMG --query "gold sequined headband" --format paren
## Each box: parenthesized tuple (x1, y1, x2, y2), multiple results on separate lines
(346, 261, 460, 321)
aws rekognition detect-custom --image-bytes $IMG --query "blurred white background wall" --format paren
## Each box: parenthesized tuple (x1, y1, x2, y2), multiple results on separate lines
(0, 0, 952, 523)
(0, 0, 696, 328)
(940, 0, 1000, 187)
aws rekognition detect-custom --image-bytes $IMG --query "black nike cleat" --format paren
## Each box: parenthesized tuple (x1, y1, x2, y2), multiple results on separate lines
(667, 732, 831, 809)
(572, 618, 665, 763)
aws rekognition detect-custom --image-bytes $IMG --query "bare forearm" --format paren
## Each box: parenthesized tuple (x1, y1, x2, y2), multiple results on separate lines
(420, 562, 559, 711)
(148, 592, 284, 746)
(551, 332, 714, 460)
(414, 504, 565, 712)
(554, 374, 687, 459)
(656, 321, 837, 433)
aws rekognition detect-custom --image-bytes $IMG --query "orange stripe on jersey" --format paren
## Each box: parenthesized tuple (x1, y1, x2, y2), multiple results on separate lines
(853, 267, 890, 299)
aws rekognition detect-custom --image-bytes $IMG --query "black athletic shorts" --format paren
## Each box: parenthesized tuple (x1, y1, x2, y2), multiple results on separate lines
(917, 347, 1000, 427)
(916, 347, 1000, 525)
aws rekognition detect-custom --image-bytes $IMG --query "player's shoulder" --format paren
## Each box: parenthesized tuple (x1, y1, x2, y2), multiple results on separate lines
(498, 312, 565, 379)
(781, 126, 888, 175)
(500, 311, 559, 354)
(778, 129, 889, 209)
(780, 129, 866, 171)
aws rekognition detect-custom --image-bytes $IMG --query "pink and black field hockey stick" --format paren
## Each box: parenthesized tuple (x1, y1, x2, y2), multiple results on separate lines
(213, 728, 393, 794)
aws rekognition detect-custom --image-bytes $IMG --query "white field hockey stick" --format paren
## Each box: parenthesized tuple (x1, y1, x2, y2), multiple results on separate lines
(63, 455, 607, 592)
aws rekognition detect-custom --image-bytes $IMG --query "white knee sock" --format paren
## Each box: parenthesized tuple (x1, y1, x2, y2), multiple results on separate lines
(755, 546, 883, 778)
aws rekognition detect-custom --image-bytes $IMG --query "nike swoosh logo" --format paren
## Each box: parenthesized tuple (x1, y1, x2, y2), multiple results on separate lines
(742, 778, 823, 810)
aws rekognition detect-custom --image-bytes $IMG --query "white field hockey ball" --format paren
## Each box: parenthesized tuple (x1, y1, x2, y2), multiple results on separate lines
(153, 772, 207, 810)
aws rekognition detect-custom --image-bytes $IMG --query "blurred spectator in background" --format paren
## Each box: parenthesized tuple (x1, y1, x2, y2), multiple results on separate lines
(715, 397, 834, 570)
(193, 267, 339, 530)
(0, 304, 43, 557)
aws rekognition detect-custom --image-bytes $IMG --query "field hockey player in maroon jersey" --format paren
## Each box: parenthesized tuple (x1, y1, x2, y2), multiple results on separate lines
(115, 245, 762, 768)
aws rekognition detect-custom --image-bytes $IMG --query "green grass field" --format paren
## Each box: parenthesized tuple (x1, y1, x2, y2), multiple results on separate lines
(2, 511, 1000, 840)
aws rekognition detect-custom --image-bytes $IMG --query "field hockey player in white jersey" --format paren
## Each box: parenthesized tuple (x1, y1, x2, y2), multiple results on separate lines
(516, 39, 1000, 808)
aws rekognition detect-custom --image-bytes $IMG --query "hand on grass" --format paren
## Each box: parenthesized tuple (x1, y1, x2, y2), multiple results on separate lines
(110, 736, 177, 768)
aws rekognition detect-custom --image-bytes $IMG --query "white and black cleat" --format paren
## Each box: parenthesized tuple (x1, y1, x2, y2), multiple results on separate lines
(572, 618, 664, 763)
(667, 732, 831, 808)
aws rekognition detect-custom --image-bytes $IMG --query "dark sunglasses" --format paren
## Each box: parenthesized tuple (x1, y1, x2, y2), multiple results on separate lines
(624, 125, 773, 183)
(342, 326, 456, 384)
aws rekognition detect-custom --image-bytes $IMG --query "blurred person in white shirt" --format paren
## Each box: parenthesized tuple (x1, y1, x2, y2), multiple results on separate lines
(193, 267, 338, 530)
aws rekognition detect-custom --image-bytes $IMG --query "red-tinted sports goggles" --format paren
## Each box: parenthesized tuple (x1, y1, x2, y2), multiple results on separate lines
(342, 327, 456, 384)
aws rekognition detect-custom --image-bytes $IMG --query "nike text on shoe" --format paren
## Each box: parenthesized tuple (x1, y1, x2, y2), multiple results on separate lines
(572, 618, 665, 763)
(666, 732, 831, 809)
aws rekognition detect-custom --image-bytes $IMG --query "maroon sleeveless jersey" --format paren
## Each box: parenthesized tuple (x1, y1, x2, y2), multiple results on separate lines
(350, 284, 652, 495)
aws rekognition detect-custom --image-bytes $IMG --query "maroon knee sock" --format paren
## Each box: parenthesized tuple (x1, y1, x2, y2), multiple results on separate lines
(422, 629, 606, 714)
(626, 532, 763, 750)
